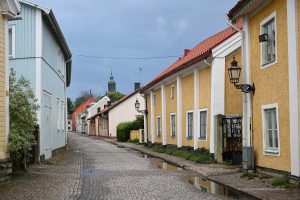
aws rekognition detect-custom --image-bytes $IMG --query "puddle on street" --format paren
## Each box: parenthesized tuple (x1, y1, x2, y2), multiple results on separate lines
(151, 159, 251, 199)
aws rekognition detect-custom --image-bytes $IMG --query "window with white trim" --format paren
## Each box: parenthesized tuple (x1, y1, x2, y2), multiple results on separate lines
(263, 107, 279, 154)
(157, 116, 161, 136)
(8, 25, 15, 58)
(61, 101, 65, 131)
(57, 99, 61, 130)
(187, 111, 193, 138)
(153, 93, 156, 105)
(261, 15, 276, 66)
(170, 113, 176, 137)
(199, 110, 207, 140)
(170, 85, 175, 99)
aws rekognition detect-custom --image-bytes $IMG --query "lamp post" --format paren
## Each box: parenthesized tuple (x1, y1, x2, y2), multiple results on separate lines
(228, 57, 255, 94)
(135, 99, 147, 114)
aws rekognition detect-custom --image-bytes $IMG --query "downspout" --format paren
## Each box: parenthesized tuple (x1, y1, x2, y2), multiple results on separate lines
(228, 18, 254, 171)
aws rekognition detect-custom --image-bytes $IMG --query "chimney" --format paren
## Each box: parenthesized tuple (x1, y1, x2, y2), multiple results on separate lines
(134, 82, 141, 91)
(107, 101, 111, 107)
(184, 49, 191, 56)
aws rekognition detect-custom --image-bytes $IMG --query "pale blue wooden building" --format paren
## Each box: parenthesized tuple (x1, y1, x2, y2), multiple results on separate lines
(9, 0, 72, 160)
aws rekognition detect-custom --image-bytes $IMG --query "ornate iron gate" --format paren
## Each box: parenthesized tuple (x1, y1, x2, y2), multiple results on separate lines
(222, 117, 242, 164)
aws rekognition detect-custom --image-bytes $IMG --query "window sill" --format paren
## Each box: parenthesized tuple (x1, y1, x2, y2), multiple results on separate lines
(199, 138, 207, 141)
(171, 135, 176, 138)
(261, 59, 276, 69)
(264, 149, 279, 156)
(157, 135, 161, 138)
(187, 136, 193, 140)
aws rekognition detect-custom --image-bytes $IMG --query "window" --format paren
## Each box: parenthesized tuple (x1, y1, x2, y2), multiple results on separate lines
(58, 48, 65, 76)
(170, 113, 176, 137)
(262, 104, 279, 154)
(261, 13, 276, 66)
(199, 109, 207, 140)
(153, 93, 156, 105)
(186, 111, 193, 138)
(157, 116, 161, 136)
(61, 102, 65, 131)
(57, 99, 61, 130)
(8, 25, 15, 58)
(170, 85, 175, 99)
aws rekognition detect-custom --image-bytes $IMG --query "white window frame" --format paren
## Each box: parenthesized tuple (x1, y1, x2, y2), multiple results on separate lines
(170, 85, 175, 99)
(262, 103, 280, 156)
(198, 108, 208, 141)
(260, 11, 277, 69)
(153, 93, 157, 105)
(186, 110, 193, 138)
(170, 113, 176, 137)
(8, 25, 15, 58)
(61, 101, 65, 132)
(156, 116, 161, 137)
(57, 99, 61, 131)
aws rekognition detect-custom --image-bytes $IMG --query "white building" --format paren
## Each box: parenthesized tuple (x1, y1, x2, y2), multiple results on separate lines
(108, 90, 145, 137)
(86, 96, 110, 135)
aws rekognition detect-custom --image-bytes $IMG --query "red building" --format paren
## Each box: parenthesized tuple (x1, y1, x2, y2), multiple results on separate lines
(72, 97, 97, 131)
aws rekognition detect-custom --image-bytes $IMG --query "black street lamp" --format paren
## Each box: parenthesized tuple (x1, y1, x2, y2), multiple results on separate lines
(228, 57, 255, 94)
(135, 99, 147, 114)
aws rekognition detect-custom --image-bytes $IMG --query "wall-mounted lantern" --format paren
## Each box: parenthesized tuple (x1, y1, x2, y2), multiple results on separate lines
(135, 99, 147, 114)
(228, 57, 255, 94)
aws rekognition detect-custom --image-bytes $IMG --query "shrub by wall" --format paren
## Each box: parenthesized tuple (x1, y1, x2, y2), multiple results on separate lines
(116, 116, 144, 142)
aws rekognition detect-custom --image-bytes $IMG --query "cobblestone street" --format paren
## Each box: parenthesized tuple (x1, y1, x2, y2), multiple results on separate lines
(0, 133, 234, 200)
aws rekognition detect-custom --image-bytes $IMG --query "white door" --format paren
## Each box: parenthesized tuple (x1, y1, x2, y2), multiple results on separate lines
(42, 92, 52, 159)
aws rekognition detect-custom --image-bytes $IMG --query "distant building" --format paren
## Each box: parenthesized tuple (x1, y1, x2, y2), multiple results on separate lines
(72, 97, 97, 132)
(108, 71, 116, 93)
(90, 89, 145, 138)
(67, 114, 72, 131)
(9, 0, 72, 160)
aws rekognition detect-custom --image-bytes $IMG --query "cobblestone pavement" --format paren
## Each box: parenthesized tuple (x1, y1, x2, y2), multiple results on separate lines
(0, 133, 231, 200)
(102, 138, 300, 200)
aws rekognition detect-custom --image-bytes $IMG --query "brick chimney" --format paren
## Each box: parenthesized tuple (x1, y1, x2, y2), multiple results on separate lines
(184, 49, 191, 56)
(134, 82, 141, 91)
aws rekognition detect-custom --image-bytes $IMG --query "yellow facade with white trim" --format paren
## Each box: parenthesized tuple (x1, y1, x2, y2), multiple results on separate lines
(0, 7, 9, 160)
(249, 0, 291, 172)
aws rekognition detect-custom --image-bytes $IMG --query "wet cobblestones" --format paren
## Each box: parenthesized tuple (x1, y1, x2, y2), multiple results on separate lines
(0, 133, 222, 200)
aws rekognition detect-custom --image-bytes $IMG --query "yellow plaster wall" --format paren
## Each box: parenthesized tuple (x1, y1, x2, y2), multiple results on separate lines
(130, 130, 140, 140)
(197, 67, 211, 149)
(146, 94, 151, 142)
(0, 11, 8, 159)
(165, 81, 177, 145)
(249, 0, 290, 172)
(224, 50, 243, 116)
(181, 73, 194, 147)
(154, 88, 162, 143)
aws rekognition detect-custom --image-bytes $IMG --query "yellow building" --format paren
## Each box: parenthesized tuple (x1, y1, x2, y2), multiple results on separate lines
(0, 0, 21, 176)
(228, 0, 300, 177)
(141, 25, 244, 163)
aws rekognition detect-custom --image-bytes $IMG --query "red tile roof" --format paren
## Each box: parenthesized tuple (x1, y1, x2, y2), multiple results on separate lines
(228, 0, 249, 19)
(140, 25, 240, 92)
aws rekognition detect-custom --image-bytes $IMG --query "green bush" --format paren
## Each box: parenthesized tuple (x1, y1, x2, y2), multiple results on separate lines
(128, 139, 140, 144)
(8, 69, 39, 171)
(116, 122, 132, 142)
(147, 143, 215, 164)
(116, 116, 144, 142)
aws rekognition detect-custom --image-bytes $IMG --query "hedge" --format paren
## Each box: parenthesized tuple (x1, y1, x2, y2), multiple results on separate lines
(116, 116, 144, 142)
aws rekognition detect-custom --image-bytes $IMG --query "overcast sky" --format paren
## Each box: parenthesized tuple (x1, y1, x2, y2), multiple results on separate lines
(33, 0, 237, 100)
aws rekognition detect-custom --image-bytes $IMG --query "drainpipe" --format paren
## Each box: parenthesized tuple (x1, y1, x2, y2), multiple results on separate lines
(227, 18, 254, 172)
